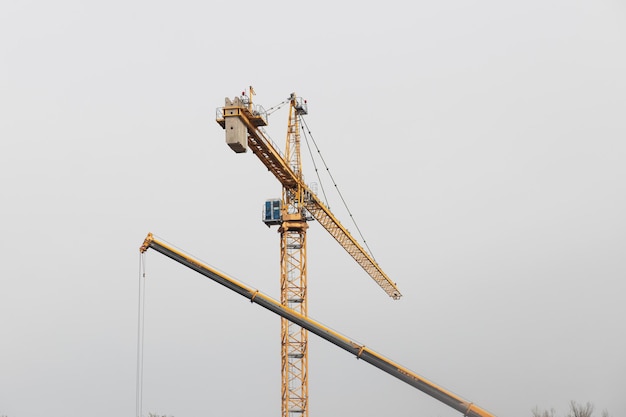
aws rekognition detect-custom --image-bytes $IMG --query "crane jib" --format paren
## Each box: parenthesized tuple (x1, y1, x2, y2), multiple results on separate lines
(216, 98, 402, 299)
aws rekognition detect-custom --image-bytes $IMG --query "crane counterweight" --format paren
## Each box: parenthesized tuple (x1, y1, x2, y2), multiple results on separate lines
(218, 95, 268, 153)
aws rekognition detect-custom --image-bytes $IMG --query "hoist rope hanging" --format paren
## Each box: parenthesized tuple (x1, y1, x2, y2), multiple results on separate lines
(135, 252, 147, 417)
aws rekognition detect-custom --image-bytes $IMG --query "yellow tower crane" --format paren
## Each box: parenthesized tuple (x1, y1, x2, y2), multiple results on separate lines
(216, 88, 401, 417)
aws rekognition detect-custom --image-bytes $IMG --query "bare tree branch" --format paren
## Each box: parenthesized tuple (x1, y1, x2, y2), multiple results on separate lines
(568, 401, 595, 417)
(533, 406, 557, 417)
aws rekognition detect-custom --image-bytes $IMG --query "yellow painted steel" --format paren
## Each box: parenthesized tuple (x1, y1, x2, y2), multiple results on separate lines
(139, 233, 497, 417)
(216, 92, 401, 299)
(279, 95, 309, 417)
(140, 233, 403, 356)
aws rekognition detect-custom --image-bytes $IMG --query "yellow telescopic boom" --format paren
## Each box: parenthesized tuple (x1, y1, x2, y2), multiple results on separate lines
(140, 233, 496, 417)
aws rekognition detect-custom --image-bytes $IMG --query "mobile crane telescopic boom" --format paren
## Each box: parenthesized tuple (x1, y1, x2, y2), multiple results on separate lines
(140, 233, 497, 417)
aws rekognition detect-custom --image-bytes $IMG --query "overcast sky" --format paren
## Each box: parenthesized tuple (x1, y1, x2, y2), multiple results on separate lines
(1, 1, 625, 417)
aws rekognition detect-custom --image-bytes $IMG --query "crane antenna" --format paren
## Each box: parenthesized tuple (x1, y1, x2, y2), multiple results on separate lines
(299, 116, 378, 261)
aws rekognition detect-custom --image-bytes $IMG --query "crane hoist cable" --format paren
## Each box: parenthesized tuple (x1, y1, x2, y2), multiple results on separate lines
(301, 118, 332, 209)
(249, 97, 376, 263)
(265, 98, 291, 116)
(134, 235, 241, 417)
(300, 115, 378, 262)
(135, 252, 147, 417)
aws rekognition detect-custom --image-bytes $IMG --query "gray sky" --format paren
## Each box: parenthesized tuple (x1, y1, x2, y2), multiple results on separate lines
(1, 1, 625, 417)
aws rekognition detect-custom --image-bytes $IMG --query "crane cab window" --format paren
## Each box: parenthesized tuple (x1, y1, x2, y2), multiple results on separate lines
(263, 199, 282, 226)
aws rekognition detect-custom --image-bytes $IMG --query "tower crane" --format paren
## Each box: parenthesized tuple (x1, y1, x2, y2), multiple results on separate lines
(216, 88, 401, 417)
(139, 233, 498, 417)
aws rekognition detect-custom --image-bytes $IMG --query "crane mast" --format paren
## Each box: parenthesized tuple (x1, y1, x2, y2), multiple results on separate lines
(279, 94, 309, 417)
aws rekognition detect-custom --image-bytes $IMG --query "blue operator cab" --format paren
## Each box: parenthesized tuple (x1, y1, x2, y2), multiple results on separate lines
(263, 199, 282, 226)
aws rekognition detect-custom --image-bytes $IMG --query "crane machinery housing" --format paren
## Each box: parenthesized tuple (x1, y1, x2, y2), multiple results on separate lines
(216, 88, 401, 417)
(139, 233, 498, 417)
